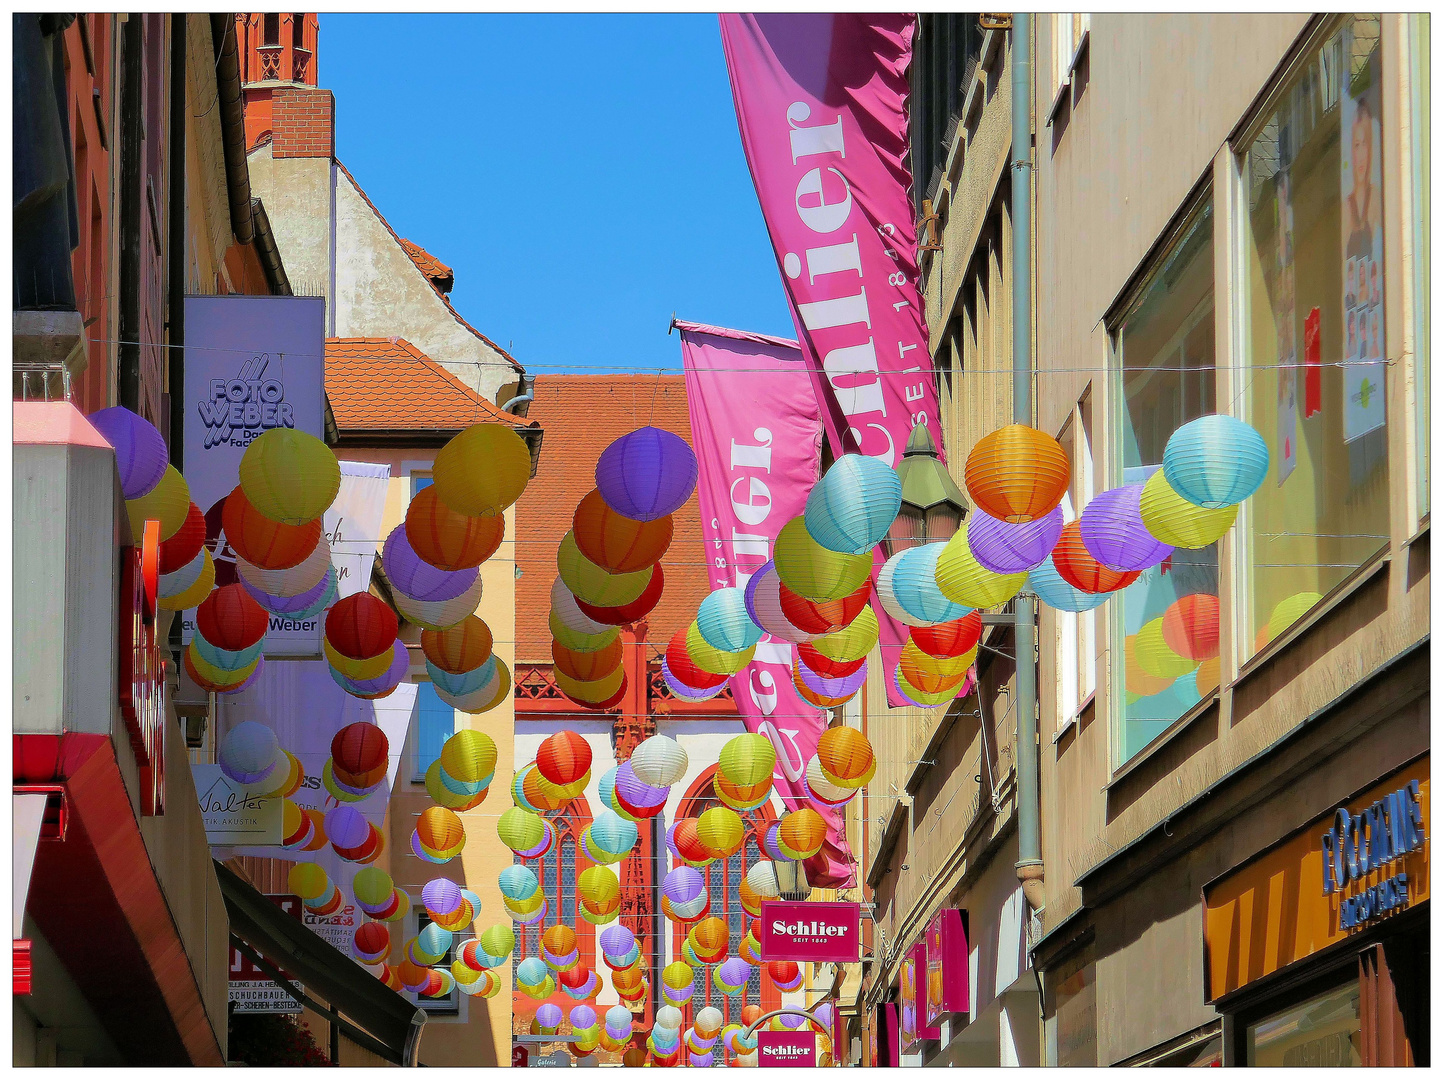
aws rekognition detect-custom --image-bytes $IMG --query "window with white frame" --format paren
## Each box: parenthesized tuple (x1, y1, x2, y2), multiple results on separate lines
(1051, 13, 1091, 113)
(1054, 393, 1097, 736)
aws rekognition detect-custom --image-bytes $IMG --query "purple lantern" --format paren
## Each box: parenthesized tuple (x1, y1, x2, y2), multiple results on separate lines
(662, 866, 706, 905)
(595, 427, 698, 522)
(688, 1051, 714, 1067)
(382, 524, 479, 602)
(339, 640, 410, 696)
(795, 656, 868, 699)
(89, 406, 169, 500)
(324, 805, 370, 849)
(615, 760, 671, 809)
(242, 565, 335, 615)
(536, 1003, 563, 1029)
(717, 957, 753, 987)
(763, 821, 792, 863)
(1079, 484, 1175, 571)
(599, 924, 635, 958)
(660, 658, 725, 703)
(812, 1002, 835, 1032)
(422, 877, 463, 916)
(967, 505, 1065, 574)
(570, 1005, 597, 1029)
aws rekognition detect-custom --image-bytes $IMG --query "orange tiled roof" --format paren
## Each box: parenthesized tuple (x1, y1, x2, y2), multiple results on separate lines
(399, 239, 454, 291)
(325, 337, 514, 431)
(514, 375, 708, 664)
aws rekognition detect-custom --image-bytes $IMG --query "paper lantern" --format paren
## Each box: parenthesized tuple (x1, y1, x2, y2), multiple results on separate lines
(353, 866, 394, 908)
(663, 628, 728, 691)
(964, 424, 1070, 523)
(550, 610, 620, 656)
(779, 580, 870, 638)
(159, 501, 206, 574)
(696, 807, 745, 858)
(336, 643, 409, 698)
(555, 664, 625, 707)
(714, 773, 771, 812)
(1139, 470, 1238, 548)
(685, 622, 756, 677)
(237, 429, 339, 525)
(745, 560, 820, 644)
(394, 574, 485, 632)
(773, 516, 874, 602)
(557, 532, 654, 610)
(900, 650, 969, 695)
(718, 733, 776, 788)
(795, 643, 865, 679)
(416, 806, 465, 852)
(434, 658, 512, 715)
(195, 582, 268, 652)
(808, 605, 879, 663)
(352, 921, 391, 965)
(936, 530, 1027, 609)
(220, 721, 279, 784)
(805, 756, 857, 806)
(158, 546, 209, 604)
(499, 864, 541, 903)
(967, 506, 1065, 574)
(578, 865, 621, 912)
(405, 483, 505, 571)
(629, 734, 688, 787)
(288, 862, 330, 901)
(1028, 556, 1113, 613)
(572, 487, 674, 573)
(691, 918, 729, 959)
(331, 721, 390, 785)
(595, 426, 698, 521)
(90, 406, 168, 499)
(911, 611, 983, 659)
(383, 524, 480, 603)
(240, 561, 331, 615)
(671, 819, 713, 868)
(573, 562, 666, 626)
(439, 729, 497, 786)
(234, 533, 331, 599)
(1162, 594, 1221, 661)
(1079, 485, 1174, 572)
(804, 454, 904, 555)
(613, 761, 668, 814)
(817, 727, 873, 787)
(223, 485, 321, 571)
(794, 657, 868, 702)
(325, 804, 370, 851)
(325, 637, 395, 681)
(543, 925, 578, 961)
(1052, 521, 1142, 593)
(325, 593, 399, 660)
(426, 655, 495, 698)
(887, 543, 974, 625)
(193, 629, 264, 673)
(778, 809, 827, 860)
(422, 878, 463, 919)
(185, 645, 258, 693)
(125, 464, 191, 541)
(431, 422, 532, 516)
(697, 587, 764, 652)
(537, 730, 594, 788)
(498, 806, 548, 854)
(901, 637, 974, 680)
(159, 549, 216, 611)
(1163, 414, 1270, 508)
(586, 811, 639, 860)
(552, 637, 623, 683)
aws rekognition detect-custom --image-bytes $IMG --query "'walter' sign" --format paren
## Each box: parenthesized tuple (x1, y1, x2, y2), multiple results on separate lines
(759, 900, 860, 962)
(758, 1030, 816, 1066)
(193, 764, 282, 845)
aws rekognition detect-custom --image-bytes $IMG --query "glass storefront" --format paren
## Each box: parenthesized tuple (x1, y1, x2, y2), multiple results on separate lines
(1245, 980, 1362, 1066)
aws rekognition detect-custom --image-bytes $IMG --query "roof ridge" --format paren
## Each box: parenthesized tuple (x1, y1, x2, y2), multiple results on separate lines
(332, 159, 525, 376)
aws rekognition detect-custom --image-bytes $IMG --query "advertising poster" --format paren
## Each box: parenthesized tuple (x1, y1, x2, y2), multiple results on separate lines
(193, 764, 283, 845)
(229, 893, 305, 1014)
(1339, 32, 1386, 442)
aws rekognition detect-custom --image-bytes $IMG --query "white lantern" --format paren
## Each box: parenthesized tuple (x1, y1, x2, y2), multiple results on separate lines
(629, 734, 688, 788)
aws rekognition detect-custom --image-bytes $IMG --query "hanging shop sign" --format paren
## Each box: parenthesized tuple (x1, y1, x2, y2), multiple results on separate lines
(192, 764, 283, 845)
(759, 900, 860, 962)
(924, 908, 970, 1026)
(229, 894, 304, 1013)
(758, 1029, 816, 1066)
(1203, 755, 1429, 1001)
(898, 943, 940, 1052)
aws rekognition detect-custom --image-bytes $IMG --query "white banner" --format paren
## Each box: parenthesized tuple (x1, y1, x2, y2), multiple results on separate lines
(327, 461, 391, 600)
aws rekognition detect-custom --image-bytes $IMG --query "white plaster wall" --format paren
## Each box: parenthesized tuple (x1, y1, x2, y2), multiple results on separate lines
(244, 145, 334, 302)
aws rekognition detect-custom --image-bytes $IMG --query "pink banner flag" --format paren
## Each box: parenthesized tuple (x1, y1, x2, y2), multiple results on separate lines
(720, 13, 944, 707)
(678, 320, 854, 888)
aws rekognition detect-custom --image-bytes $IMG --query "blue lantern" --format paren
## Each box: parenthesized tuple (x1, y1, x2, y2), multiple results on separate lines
(1162, 414, 1270, 508)
(804, 454, 903, 555)
(193, 630, 265, 672)
(891, 543, 973, 625)
(427, 655, 498, 697)
(696, 587, 763, 652)
(1028, 556, 1113, 613)
(498, 864, 540, 902)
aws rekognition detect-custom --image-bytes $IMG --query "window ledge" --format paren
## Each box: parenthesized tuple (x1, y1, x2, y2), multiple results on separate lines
(1405, 516, 1429, 549)
(1052, 691, 1095, 743)
(1104, 692, 1219, 791)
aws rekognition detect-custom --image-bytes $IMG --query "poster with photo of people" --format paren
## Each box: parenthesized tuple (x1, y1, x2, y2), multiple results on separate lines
(1340, 29, 1386, 442)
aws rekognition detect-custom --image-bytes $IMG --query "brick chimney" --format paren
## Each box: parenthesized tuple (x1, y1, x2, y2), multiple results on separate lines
(236, 13, 331, 157)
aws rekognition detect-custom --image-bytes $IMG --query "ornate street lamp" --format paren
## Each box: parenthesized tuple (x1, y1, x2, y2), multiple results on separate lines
(773, 858, 814, 902)
(881, 423, 969, 558)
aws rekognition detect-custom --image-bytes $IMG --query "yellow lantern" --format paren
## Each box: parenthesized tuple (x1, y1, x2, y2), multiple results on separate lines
(808, 605, 879, 663)
(554, 665, 625, 705)
(158, 548, 215, 610)
(896, 667, 959, 707)
(556, 532, 654, 608)
(239, 429, 340, 525)
(695, 806, 745, 858)
(126, 464, 191, 541)
(935, 529, 1026, 609)
(431, 423, 532, 517)
(899, 639, 975, 679)
(685, 622, 755, 676)
(324, 638, 395, 681)
(773, 516, 874, 602)
(717, 733, 776, 788)
(549, 609, 621, 653)
(579, 865, 620, 910)
(1138, 471, 1239, 548)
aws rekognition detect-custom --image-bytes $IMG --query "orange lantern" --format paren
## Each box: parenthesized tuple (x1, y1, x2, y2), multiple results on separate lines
(405, 484, 505, 571)
(778, 579, 871, 635)
(779, 808, 827, 859)
(415, 806, 465, 852)
(542, 924, 578, 956)
(910, 611, 983, 659)
(816, 727, 874, 786)
(421, 615, 494, 674)
(1052, 521, 1142, 594)
(963, 424, 1071, 523)
(196, 583, 269, 652)
(325, 593, 399, 660)
(691, 917, 729, 956)
(672, 819, 711, 865)
(612, 966, 644, 993)
(1162, 594, 1221, 661)
(552, 637, 624, 683)
(222, 485, 322, 570)
(521, 766, 570, 813)
(573, 488, 674, 573)
(536, 731, 593, 787)
(899, 651, 968, 695)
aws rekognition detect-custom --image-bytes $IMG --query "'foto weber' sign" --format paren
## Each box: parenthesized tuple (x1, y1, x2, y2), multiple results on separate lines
(758, 1030, 816, 1066)
(759, 900, 860, 963)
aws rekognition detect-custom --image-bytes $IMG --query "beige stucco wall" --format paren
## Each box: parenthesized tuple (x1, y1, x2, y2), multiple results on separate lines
(245, 145, 335, 302)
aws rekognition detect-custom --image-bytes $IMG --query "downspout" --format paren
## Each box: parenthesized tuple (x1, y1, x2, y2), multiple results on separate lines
(1010, 12, 1045, 918)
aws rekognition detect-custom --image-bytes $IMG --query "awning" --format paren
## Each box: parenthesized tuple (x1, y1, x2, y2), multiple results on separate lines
(214, 860, 425, 1066)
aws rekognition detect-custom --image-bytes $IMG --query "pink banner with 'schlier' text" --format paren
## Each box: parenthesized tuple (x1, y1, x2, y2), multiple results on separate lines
(678, 320, 854, 888)
(720, 13, 945, 707)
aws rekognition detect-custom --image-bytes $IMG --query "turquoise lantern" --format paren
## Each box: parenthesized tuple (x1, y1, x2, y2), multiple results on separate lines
(1028, 556, 1113, 613)
(696, 587, 763, 652)
(890, 542, 973, 625)
(804, 453, 903, 555)
(426, 655, 498, 698)
(1162, 414, 1270, 508)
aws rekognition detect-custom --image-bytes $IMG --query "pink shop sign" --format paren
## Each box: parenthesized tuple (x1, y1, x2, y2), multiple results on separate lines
(925, 908, 970, 1027)
(758, 1030, 816, 1067)
(759, 900, 860, 963)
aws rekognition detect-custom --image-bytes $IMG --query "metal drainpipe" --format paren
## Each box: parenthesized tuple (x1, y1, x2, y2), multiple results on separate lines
(1011, 12, 1045, 918)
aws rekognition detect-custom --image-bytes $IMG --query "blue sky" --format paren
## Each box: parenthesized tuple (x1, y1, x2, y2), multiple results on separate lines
(323, 13, 796, 373)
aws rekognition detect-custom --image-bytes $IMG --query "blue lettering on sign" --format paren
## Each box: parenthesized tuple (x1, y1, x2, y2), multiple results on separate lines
(1320, 779, 1425, 895)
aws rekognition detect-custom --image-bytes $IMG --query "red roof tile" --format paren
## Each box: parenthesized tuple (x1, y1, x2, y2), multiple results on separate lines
(325, 337, 514, 431)
(399, 239, 454, 292)
(514, 375, 708, 663)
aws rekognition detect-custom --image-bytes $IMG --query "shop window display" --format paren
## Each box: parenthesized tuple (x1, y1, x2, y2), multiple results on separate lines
(1246, 980, 1361, 1066)
(1241, 15, 1392, 657)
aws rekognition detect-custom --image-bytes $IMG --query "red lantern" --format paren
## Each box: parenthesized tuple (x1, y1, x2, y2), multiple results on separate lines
(587, 674, 629, 712)
(159, 502, 206, 574)
(664, 628, 727, 689)
(537, 730, 594, 786)
(910, 611, 983, 659)
(1052, 521, 1142, 594)
(778, 579, 870, 635)
(552, 638, 624, 683)
(405, 485, 505, 571)
(222, 485, 322, 570)
(766, 960, 800, 985)
(331, 721, 390, 787)
(574, 564, 665, 626)
(796, 642, 866, 678)
(353, 921, 391, 959)
(673, 819, 711, 864)
(196, 583, 269, 651)
(1162, 593, 1221, 661)
(326, 593, 399, 660)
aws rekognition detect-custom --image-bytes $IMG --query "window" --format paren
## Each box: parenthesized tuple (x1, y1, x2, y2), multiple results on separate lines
(411, 472, 433, 497)
(416, 909, 459, 1014)
(1051, 13, 1091, 114)
(672, 768, 780, 1027)
(1246, 980, 1361, 1066)
(263, 13, 279, 46)
(1408, 17, 1429, 518)
(909, 14, 984, 213)
(1054, 393, 1096, 736)
(413, 681, 454, 781)
(1044, 943, 1096, 1067)
(1239, 15, 1391, 661)
(291, 13, 305, 50)
(1110, 199, 1218, 767)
